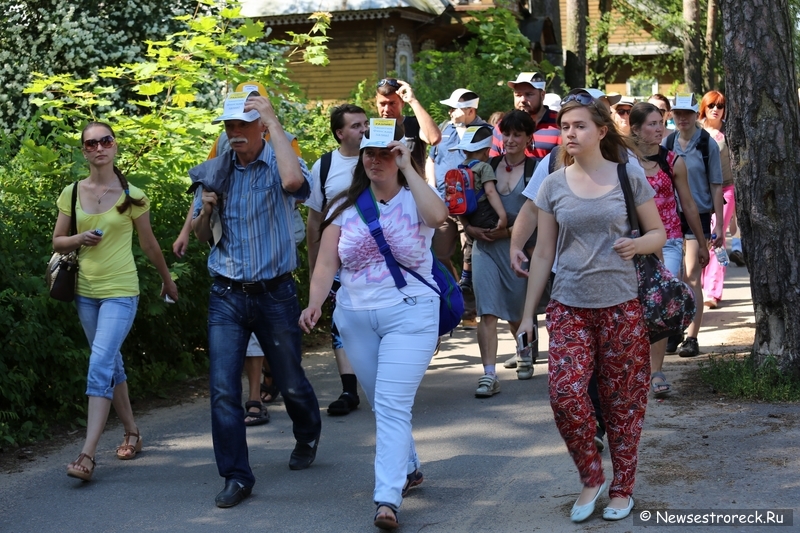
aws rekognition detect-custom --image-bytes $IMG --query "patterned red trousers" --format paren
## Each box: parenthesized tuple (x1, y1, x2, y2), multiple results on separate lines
(546, 298, 650, 498)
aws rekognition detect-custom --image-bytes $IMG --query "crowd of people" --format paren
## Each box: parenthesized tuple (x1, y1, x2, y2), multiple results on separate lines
(54, 72, 743, 529)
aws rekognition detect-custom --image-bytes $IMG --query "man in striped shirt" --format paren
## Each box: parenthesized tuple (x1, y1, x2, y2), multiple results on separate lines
(489, 72, 561, 160)
(190, 91, 321, 509)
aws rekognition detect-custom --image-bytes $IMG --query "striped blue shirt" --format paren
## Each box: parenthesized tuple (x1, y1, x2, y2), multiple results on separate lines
(193, 141, 311, 281)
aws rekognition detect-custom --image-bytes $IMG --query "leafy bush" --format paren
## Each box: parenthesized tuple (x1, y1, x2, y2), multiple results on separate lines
(0, 5, 331, 446)
(0, 0, 202, 136)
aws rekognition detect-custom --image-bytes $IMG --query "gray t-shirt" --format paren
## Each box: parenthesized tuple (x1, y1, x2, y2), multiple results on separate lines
(535, 164, 655, 308)
(662, 126, 722, 213)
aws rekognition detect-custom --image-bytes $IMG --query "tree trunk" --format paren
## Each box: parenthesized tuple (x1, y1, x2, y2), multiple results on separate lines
(565, 0, 587, 88)
(718, 0, 800, 374)
(704, 0, 719, 89)
(591, 0, 613, 89)
(683, 0, 703, 92)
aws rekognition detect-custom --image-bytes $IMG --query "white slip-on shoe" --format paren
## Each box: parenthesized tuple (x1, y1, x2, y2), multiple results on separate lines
(570, 479, 608, 523)
(603, 497, 634, 521)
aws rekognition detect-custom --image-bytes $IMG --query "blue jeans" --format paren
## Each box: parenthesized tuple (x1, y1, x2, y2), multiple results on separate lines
(662, 237, 684, 278)
(334, 296, 438, 508)
(207, 277, 321, 488)
(75, 296, 139, 400)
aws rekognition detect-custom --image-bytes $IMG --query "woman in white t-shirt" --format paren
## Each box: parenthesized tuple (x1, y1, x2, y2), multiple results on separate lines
(299, 123, 447, 530)
(519, 96, 666, 523)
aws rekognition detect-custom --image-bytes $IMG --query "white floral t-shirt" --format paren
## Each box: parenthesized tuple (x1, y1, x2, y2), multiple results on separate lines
(332, 187, 436, 310)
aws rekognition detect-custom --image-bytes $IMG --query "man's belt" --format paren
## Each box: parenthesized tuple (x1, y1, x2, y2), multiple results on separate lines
(215, 272, 293, 294)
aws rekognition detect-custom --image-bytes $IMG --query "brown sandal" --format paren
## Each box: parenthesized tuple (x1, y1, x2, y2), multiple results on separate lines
(67, 453, 95, 481)
(116, 430, 143, 460)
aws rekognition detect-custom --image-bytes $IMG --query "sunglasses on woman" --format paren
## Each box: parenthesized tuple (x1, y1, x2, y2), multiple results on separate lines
(560, 92, 594, 106)
(708, 102, 725, 110)
(377, 78, 400, 89)
(83, 135, 116, 152)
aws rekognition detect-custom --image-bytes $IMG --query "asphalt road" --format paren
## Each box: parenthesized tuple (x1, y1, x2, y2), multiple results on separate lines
(2, 266, 797, 532)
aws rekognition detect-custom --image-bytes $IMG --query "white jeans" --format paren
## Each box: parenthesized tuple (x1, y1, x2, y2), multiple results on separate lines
(334, 296, 439, 508)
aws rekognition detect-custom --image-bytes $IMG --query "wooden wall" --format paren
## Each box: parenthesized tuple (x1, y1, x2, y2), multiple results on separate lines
(558, 0, 652, 49)
(273, 19, 379, 102)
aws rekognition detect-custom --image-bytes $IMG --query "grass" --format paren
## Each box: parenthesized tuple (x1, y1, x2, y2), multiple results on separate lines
(699, 353, 800, 402)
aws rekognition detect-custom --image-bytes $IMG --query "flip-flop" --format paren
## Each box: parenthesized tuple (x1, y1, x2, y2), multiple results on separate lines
(244, 400, 270, 426)
(651, 371, 671, 398)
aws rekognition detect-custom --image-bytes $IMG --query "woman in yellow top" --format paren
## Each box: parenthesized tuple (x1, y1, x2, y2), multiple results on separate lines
(53, 122, 178, 481)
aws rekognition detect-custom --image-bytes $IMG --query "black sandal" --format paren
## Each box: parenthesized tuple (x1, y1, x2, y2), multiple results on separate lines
(260, 371, 280, 403)
(374, 503, 399, 530)
(244, 400, 270, 426)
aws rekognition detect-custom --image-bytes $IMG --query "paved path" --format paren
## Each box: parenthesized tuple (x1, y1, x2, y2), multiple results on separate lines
(2, 266, 797, 532)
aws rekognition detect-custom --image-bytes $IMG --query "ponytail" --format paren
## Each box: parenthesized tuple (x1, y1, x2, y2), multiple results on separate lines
(114, 166, 146, 214)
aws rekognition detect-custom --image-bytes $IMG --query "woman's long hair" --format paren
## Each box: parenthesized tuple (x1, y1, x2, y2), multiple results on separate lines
(556, 100, 638, 167)
(81, 122, 146, 214)
(320, 121, 408, 233)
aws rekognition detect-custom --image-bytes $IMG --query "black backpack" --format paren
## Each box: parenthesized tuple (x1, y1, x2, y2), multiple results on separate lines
(548, 145, 561, 174)
(666, 129, 710, 177)
(318, 151, 334, 210)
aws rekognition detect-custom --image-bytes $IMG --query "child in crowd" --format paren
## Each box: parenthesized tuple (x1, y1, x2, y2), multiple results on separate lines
(451, 125, 508, 231)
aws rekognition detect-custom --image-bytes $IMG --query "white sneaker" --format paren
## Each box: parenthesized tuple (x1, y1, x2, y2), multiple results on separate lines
(502, 355, 517, 369)
(475, 374, 500, 397)
(516, 360, 533, 380)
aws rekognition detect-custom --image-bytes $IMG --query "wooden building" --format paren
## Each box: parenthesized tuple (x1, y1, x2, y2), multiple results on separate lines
(538, 0, 681, 96)
(242, 0, 679, 102)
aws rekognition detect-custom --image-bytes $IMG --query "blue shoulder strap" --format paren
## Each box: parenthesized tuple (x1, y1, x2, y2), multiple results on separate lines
(355, 188, 408, 288)
(355, 188, 441, 296)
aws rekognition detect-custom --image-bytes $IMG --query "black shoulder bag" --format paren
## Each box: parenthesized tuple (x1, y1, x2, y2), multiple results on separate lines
(46, 183, 80, 302)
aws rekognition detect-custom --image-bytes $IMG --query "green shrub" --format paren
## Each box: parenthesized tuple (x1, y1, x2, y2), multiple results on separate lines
(0, 6, 331, 446)
(412, 7, 561, 124)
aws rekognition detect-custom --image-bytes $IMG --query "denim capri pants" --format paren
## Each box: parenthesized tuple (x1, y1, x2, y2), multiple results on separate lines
(75, 295, 139, 400)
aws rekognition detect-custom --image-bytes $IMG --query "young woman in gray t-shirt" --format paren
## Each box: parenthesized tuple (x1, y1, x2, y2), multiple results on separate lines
(519, 96, 666, 523)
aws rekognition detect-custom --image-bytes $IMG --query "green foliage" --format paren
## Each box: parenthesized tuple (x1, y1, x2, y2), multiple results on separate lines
(586, 1, 685, 91)
(411, 7, 560, 124)
(0, 0, 200, 135)
(0, 4, 331, 446)
(699, 354, 800, 402)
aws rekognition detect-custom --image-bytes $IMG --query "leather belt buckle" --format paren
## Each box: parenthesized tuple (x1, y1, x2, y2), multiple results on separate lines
(240, 282, 262, 295)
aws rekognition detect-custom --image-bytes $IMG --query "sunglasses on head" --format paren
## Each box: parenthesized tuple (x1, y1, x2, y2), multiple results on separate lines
(708, 102, 725, 110)
(377, 78, 400, 89)
(560, 92, 595, 106)
(83, 135, 115, 152)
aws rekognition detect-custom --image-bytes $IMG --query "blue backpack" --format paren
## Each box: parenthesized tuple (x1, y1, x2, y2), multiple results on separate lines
(355, 188, 464, 336)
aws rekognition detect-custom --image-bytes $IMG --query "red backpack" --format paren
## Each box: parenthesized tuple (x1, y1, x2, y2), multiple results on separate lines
(444, 160, 483, 216)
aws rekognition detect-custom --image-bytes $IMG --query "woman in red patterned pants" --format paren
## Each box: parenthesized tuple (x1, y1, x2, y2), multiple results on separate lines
(518, 90, 666, 523)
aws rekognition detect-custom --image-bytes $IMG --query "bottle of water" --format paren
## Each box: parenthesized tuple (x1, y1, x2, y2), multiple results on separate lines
(710, 234, 729, 266)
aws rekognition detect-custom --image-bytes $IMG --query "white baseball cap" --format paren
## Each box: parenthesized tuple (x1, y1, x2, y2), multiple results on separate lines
(440, 88, 479, 109)
(507, 72, 546, 90)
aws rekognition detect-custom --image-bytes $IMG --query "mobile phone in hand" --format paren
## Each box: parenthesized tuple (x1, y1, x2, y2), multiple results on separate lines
(517, 331, 528, 352)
